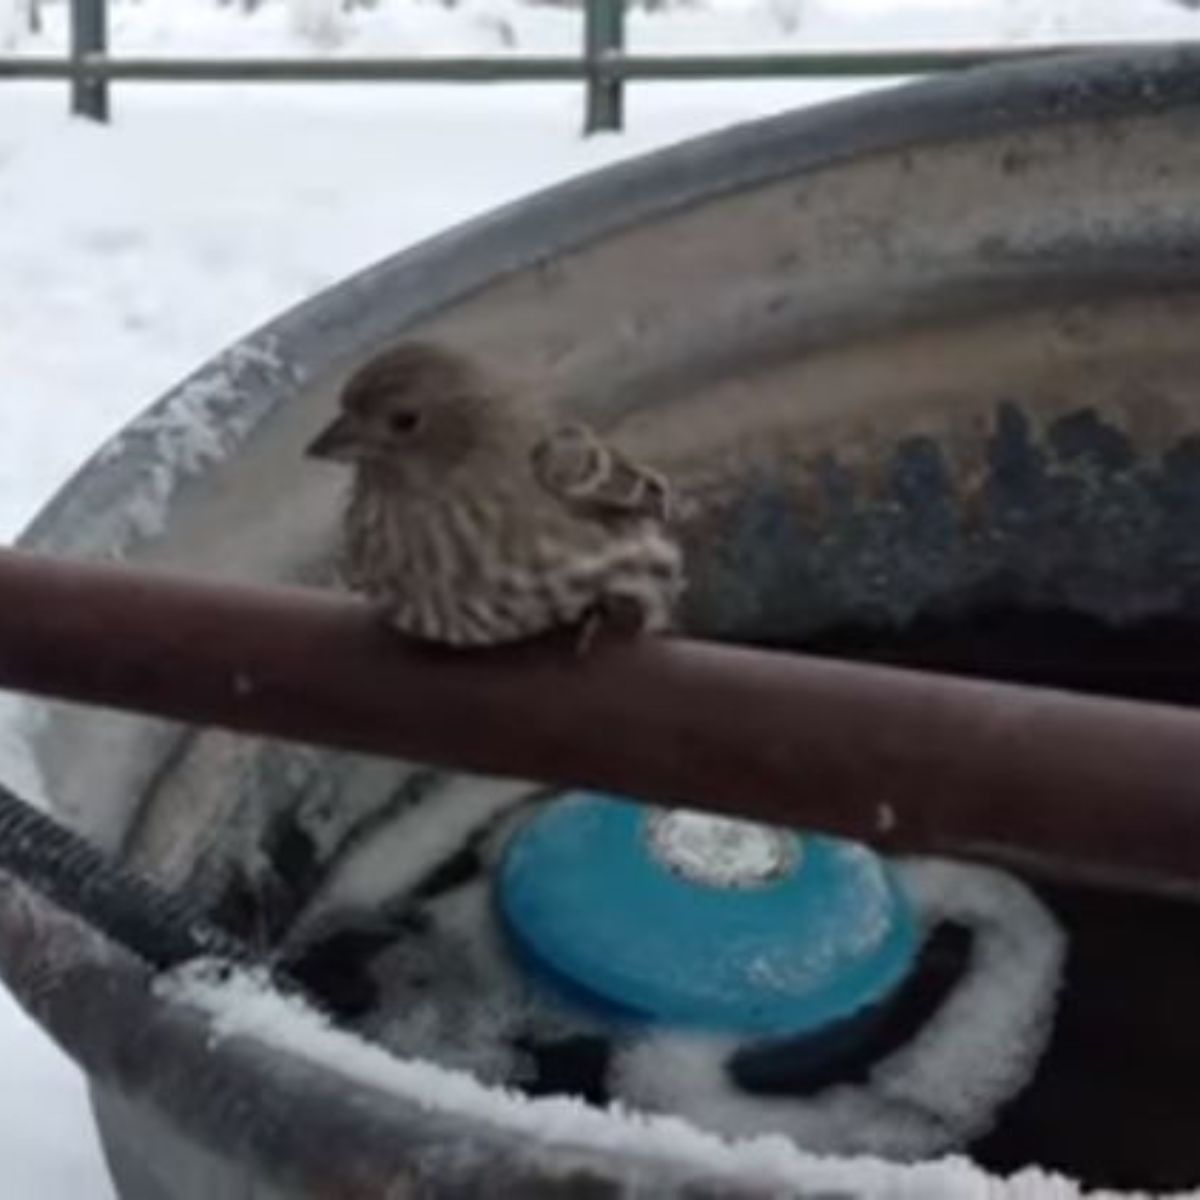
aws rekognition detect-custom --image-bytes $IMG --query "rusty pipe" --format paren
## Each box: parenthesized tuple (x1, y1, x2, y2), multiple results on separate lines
(0, 546, 1198, 893)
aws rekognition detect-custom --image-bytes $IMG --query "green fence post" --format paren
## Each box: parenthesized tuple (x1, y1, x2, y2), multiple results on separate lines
(584, 0, 624, 134)
(70, 0, 108, 122)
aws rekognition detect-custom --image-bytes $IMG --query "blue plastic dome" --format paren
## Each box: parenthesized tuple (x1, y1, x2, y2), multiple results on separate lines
(497, 792, 920, 1037)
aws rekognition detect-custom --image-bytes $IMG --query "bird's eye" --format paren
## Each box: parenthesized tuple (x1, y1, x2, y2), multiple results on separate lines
(387, 410, 421, 435)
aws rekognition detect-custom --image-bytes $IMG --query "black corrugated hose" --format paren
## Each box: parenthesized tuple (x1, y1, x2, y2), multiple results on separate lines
(0, 779, 259, 971)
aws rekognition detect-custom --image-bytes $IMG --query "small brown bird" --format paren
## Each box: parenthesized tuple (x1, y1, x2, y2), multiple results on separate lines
(305, 341, 684, 649)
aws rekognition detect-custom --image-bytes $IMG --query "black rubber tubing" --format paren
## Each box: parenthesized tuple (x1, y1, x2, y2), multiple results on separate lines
(0, 781, 261, 972)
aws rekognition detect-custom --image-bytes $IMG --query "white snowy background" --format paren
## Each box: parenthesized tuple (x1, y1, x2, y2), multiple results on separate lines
(0, 0, 1197, 1194)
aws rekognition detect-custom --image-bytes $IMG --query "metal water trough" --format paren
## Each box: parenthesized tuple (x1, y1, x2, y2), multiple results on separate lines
(6, 44, 1200, 1197)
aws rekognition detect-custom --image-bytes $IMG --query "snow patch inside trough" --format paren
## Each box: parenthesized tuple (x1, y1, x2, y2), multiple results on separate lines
(161, 914, 1073, 1200)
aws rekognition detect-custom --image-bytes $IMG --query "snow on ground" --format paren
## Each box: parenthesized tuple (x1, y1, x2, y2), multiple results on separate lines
(0, 1, 1197, 1196)
(12, 0, 1200, 56)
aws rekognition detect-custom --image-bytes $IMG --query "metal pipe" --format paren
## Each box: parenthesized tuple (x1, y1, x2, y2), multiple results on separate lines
(0, 546, 1198, 892)
(0, 44, 1081, 83)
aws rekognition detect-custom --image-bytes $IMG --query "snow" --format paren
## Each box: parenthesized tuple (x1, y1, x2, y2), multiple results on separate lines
(0, 0, 1196, 1196)
(93, 336, 300, 550)
(291, 767, 1065, 1168)
(287, 771, 537, 940)
(157, 945, 1079, 1200)
(614, 860, 1065, 1160)
(14, 0, 1200, 57)
(647, 808, 798, 886)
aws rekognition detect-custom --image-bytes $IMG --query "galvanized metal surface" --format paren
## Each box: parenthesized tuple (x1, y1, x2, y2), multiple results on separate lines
(10, 47, 1200, 1198)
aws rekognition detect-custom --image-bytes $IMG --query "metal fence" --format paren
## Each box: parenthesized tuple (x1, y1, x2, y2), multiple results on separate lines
(0, 0, 1085, 133)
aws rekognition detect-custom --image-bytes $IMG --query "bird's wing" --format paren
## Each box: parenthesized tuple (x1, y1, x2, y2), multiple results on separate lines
(531, 423, 671, 522)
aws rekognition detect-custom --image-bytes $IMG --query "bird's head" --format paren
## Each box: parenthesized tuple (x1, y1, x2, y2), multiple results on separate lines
(305, 341, 529, 481)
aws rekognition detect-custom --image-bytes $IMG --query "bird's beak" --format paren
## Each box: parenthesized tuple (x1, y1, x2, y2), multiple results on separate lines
(305, 414, 359, 462)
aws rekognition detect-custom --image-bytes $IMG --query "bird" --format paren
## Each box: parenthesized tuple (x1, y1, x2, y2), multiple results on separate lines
(304, 340, 684, 650)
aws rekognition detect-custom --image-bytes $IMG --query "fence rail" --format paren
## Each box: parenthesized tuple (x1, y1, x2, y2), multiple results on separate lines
(0, 0, 1093, 133)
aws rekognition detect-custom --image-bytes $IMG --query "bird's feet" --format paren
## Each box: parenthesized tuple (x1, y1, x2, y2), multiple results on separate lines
(573, 609, 603, 657)
(573, 594, 647, 657)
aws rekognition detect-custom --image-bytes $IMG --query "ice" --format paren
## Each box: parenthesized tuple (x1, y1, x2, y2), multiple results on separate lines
(354, 879, 548, 1086)
(277, 777, 1066, 1166)
(647, 809, 798, 887)
(288, 771, 538, 940)
(613, 859, 1065, 1159)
